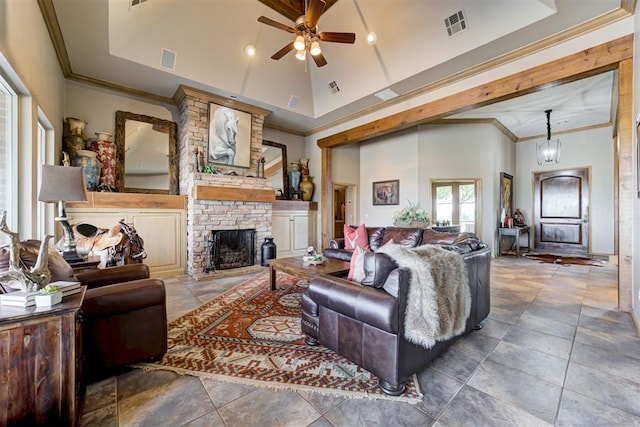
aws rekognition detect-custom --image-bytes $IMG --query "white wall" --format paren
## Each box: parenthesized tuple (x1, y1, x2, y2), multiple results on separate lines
(359, 128, 419, 226)
(417, 124, 514, 249)
(515, 126, 615, 255)
(65, 81, 176, 137)
(0, 0, 67, 238)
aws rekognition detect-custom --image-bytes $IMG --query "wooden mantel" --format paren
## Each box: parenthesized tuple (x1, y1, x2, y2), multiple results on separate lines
(66, 192, 186, 209)
(193, 185, 275, 203)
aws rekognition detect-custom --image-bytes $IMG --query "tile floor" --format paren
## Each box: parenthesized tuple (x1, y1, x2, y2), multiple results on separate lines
(79, 257, 640, 427)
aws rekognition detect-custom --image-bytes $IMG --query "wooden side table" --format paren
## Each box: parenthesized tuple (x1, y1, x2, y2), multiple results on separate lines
(0, 287, 86, 426)
(498, 226, 531, 257)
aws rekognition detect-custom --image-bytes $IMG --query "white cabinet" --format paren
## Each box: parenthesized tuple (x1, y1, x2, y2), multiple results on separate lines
(272, 209, 317, 258)
(66, 207, 186, 277)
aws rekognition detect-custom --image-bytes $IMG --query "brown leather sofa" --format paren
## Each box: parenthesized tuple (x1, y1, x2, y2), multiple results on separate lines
(323, 226, 486, 261)
(0, 240, 167, 382)
(303, 228, 490, 395)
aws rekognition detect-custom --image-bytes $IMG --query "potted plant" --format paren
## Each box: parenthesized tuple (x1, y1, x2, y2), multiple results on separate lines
(393, 201, 431, 228)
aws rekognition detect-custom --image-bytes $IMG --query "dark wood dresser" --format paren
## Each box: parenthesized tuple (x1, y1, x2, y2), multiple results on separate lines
(0, 287, 86, 426)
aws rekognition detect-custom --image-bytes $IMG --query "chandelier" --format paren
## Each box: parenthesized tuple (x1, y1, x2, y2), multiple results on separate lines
(536, 109, 561, 165)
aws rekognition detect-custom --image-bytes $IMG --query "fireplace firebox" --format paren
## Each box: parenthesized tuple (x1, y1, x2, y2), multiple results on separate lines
(206, 229, 256, 272)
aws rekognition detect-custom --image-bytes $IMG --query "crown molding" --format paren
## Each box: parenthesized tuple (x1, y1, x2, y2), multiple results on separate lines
(37, 0, 72, 76)
(516, 121, 613, 142)
(263, 122, 305, 136)
(173, 85, 271, 117)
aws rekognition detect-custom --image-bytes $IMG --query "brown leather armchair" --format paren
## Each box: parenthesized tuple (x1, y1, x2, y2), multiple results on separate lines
(0, 241, 167, 382)
(75, 264, 167, 381)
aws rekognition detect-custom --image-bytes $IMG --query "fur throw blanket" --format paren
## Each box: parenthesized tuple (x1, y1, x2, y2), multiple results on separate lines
(377, 243, 470, 349)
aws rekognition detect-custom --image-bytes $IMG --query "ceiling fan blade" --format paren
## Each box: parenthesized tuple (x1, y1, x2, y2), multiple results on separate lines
(318, 32, 356, 44)
(258, 16, 296, 33)
(306, 0, 326, 29)
(312, 52, 328, 67)
(271, 42, 295, 60)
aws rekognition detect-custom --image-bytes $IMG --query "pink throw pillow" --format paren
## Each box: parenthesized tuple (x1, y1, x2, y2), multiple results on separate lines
(348, 245, 369, 282)
(344, 224, 369, 251)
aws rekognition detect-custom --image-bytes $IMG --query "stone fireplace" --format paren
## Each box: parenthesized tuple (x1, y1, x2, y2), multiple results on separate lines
(206, 229, 256, 271)
(174, 85, 274, 278)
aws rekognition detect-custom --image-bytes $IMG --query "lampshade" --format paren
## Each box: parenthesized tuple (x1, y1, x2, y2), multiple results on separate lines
(293, 35, 305, 51)
(309, 39, 321, 56)
(295, 49, 307, 61)
(536, 109, 561, 165)
(38, 165, 88, 203)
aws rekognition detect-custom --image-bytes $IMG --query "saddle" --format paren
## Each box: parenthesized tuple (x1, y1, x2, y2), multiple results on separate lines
(72, 223, 124, 254)
(68, 219, 147, 266)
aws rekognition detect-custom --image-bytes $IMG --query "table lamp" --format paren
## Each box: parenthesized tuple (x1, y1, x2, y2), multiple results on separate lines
(38, 165, 88, 263)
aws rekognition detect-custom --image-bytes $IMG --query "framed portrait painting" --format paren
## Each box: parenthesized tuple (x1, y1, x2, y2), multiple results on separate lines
(208, 103, 252, 168)
(500, 172, 513, 220)
(372, 179, 399, 205)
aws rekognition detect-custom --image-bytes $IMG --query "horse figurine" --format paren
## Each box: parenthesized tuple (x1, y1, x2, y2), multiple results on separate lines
(208, 107, 238, 165)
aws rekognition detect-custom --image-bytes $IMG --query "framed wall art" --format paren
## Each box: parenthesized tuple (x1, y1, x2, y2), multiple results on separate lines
(207, 103, 252, 168)
(372, 179, 399, 205)
(499, 172, 513, 222)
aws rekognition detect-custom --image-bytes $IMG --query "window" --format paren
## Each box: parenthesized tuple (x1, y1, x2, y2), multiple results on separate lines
(0, 73, 17, 243)
(37, 109, 55, 238)
(432, 180, 479, 234)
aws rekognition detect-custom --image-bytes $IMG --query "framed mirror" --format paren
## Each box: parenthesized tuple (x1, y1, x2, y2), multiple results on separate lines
(115, 111, 178, 194)
(262, 140, 288, 199)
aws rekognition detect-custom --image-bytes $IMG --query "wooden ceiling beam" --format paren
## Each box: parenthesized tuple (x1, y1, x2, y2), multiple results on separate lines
(317, 34, 633, 149)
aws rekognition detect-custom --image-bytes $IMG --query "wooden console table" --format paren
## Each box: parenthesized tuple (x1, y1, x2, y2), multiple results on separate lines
(498, 226, 531, 257)
(0, 288, 86, 426)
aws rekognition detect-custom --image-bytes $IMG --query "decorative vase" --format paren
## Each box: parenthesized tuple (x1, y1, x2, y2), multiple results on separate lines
(289, 162, 301, 199)
(299, 158, 309, 176)
(260, 237, 276, 267)
(91, 135, 117, 187)
(300, 175, 314, 201)
(73, 150, 101, 191)
(66, 117, 87, 137)
(64, 135, 85, 161)
(95, 131, 112, 141)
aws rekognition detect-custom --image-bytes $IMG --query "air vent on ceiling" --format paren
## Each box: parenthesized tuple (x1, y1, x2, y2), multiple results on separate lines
(444, 9, 467, 37)
(131, 0, 148, 7)
(160, 48, 176, 70)
(374, 88, 399, 101)
(328, 81, 340, 95)
(288, 95, 299, 109)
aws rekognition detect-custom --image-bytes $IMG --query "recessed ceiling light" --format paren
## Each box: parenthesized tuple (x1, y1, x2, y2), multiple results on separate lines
(367, 32, 377, 45)
(245, 45, 256, 57)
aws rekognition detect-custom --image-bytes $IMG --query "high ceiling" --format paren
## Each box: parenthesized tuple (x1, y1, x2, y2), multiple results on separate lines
(48, 0, 629, 137)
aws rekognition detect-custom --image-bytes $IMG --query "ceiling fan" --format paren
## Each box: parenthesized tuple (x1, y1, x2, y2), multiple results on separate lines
(257, 0, 356, 67)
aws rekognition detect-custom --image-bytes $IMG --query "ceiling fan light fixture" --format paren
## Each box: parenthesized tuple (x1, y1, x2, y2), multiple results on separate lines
(536, 109, 561, 165)
(294, 35, 306, 51)
(310, 39, 321, 56)
(367, 32, 377, 45)
(295, 49, 307, 61)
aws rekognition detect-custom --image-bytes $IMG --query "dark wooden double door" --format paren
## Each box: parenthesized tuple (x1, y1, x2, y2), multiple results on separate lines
(534, 168, 589, 254)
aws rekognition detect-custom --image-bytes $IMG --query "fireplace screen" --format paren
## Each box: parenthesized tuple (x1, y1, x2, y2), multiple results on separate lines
(207, 229, 256, 271)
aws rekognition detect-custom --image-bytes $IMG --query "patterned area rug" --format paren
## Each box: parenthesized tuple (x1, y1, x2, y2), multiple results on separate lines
(524, 253, 606, 267)
(137, 270, 422, 402)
